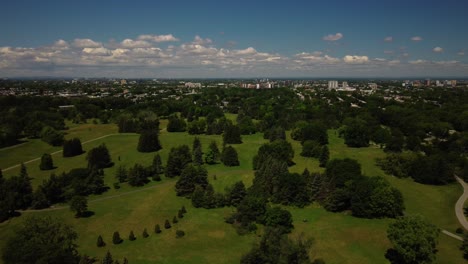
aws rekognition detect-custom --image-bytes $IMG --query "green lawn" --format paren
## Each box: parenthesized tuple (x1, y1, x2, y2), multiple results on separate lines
(0, 123, 465, 264)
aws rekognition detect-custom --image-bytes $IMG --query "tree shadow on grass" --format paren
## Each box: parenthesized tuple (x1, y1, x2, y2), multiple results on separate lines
(385, 248, 405, 264)
(77, 211, 95, 218)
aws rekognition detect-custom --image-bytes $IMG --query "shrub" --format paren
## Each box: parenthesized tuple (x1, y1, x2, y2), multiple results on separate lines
(176, 230, 185, 238)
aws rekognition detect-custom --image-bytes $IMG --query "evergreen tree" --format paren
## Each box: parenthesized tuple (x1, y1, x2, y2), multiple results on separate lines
(69, 196, 88, 217)
(128, 231, 136, 241)
(127, 163, 149, 186)
(102, 251, 113, 264)
(203, 184, 216, 209)
(20, 163, 28, 178)
(63, 138, 83, 157)
(175, 165, 208, 196)
(461, 234, 468, 260)
(173, 216, 178, 224)
(39, 153, 54, 170)
(97, 235, 106, 247)
(87, 144, 112, 169)
(223, 124, 242, 144)
(176, 230, 185, 238)
(115, 165, 127, 183)
(222, 146, 240, 166)
(164, 219, 171, 229)
(112, 232, 122, 244)
(193, 137, 201, 151)
(193, 146, 203, 165)
(143, 228, 149, 238)
(167, 114, 187, 132)
(191, 185, 205, 208)
(319, 145, 330, 167)
(0, 168, 3, 180)
(178, 209, 184, 218)
(155, 224, 162, 234)
(228, 181, 247, 206)
(137, 130, 162, 152)
(123, 258, 128, 264)
(181, 206, 187, 214)
(151, 154, 163, 177)
(205, 141, 220, 164)
(165, 145, 192, 178)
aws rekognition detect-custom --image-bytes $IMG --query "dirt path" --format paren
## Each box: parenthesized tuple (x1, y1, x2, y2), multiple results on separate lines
(455, 176, 468, 230)
(2, 133, 128, 172)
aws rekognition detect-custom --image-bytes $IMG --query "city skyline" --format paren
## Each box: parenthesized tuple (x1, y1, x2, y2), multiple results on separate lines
(1, 0, 467, 78)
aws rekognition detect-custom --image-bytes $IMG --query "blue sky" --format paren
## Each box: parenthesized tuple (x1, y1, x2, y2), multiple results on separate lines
(1, 0, 467, 77)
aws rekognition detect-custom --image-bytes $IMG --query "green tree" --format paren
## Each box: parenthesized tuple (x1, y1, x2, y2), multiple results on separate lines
(40, 126, 64, 146)
(461, 234, 468, 260)
(193, 145, 203, 165)
(155, 224, 162, 234)
(102, 251, 113, 264)
(127, 163, 149, 186)
(223, 124, 242, 144)
(97, 235, 105, 247)
(203, 184, 216, 209)
(191, 185, 206, 208)
(39, 153, 54, 170)
(86, 144, 112, 169)
(143, 228, 149, 238)
(164, 219, 171, 229)
(342, 118, 370, 147)
(176, 230, 185, 238)
(387, 216, 439, 264)
(115, 165, 127, 183)
(151, 154, 163, 178)
(325, 158, 362, 188)
(227, 181, 247, 206)
(137, 130, 162, 152)
(20, 163, 28, 178)
(112, 232, 122, 244)
(69, 196, 88, 217)
(173, 216, 178, 224)
(63, 138, 83, 157)
(205, 141, 220, 164)
(301, 140, 322, 158)
(2, 216, 79, 264)
(319, 145, 329, 167)
(128, 231, 136, 241)
(262, 207, 294, 234)
(175, 165, 208, 196)
(222, 146, 240, 166)
(165, 145, 192, 178)
(167, 114, 187, 132)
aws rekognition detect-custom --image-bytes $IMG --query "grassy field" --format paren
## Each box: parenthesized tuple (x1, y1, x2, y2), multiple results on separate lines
(0, 121, 465, 264)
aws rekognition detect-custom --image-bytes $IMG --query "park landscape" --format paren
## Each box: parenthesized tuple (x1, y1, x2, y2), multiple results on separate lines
(0, 114, 465, 264)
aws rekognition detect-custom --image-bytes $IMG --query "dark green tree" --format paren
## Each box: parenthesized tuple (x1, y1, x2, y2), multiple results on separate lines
(112, 232, 122, 244)
(223, 124, 242, 144)
(63, 138, 83, 157)
(115, 165, 127, 183)
(167, 114, 187, 132)
(175, 165, 208, 196)
(193, 145, 203, 165)
(20, 163, 28, 178)
(222, 146, 240, 166)
(325, 158, 362, 188)
(173, 216, 178, 224)
(137, 130, 162, 152)
(176, 230, 185, 238)
(155, 224, 162, 234)
(301, 140, 322, 158)
(97, 235, 105, 247)
(227, 181, 247, 206)
(461, 234, 468, 260)
(39, 153, 54, 170)
(191, 185, 206, 208)
(387, 216, 439, 264)
(262, 207, 294, 234)
(40, 126, 64, 146)
(143, 228, 149, 238)
(69, 196, 88, 218)
(151, 154, 163, 178)
(181, 205, 187, 214)
(86, 144, 112, 169)
(102, 251, 113, 264)
(342, 118, 370, 148)
(319, 145, 329, 167)
(203, 184, 216, 209)
(128, 231, 136, 241)
(164, 219, 171, 229)
(127, 163, 149, 187)
(165, 145, 192, 178)
(205, 141, 220, 164)
(2, 216, 79, 264)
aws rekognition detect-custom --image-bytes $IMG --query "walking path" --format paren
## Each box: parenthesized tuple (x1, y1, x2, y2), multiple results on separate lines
(2, 133, 127, 172)
(455, 176, 468, 230)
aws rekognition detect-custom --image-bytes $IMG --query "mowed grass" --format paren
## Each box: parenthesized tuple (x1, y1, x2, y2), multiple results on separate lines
(0, 122, 465, 264)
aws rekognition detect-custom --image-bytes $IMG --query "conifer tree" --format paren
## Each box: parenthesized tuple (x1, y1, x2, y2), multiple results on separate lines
(112, 232, 122, 244)
(319, 145, 330, 167)
(155, 224, 162, 234)
(152, 154, 163, 176)
(142, 228, 149, 238)
(164, 219, 171, 229)
(203, 184, 216, 209)
(181, 205, 187, 214)
(102, 251, 113, 264)
(173, 216, 178, 224)
(193, 145, 203, 165)
(39, 153, 54, 170)
(97, 235, 105, 247)
(178, 209, 184, 218)
(128, 231, 136, 241)
(191, 185, 205, 208)
(115, 165, 127, 183)
(222, 146, 240, 166)
(137, 130, 162, 152)
(20, 163, 28, 178)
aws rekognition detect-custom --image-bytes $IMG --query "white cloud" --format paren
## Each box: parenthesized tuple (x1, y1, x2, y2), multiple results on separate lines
(193, 35, 212, 45)
(384, 50, 394, 54)
(120, 39, 152, 48)
(233, 47, 257, 55)
(458, 51, 465, 56)
(411, 36, 423, 41)
(323, 33, 343, 41)
(72, 38, 102, 48)
(433, 47, 443, 53)
(82, 47, 111, 56)
(343, 55, 369, 64)
(384, 36, 393, 42)
(137, 34, 179, 42)
(409, 59, 427, 64)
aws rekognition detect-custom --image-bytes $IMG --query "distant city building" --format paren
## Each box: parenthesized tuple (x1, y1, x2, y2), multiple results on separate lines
(342, 81, 348, 88)
(426, 79, 431, 86)
(120, 79, 127, 85)
(328, 80, 338, 90)
(184, 82, 202, 88)
(451, 80, 457, 87)
(368, 83, 378, 90)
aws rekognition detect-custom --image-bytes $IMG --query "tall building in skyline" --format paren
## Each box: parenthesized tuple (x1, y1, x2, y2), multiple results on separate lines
(328, 80, 338, 90)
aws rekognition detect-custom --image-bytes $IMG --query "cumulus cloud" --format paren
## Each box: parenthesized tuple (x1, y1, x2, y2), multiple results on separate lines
(193, 35, 212, 45)
(120, 39, 152, 48)
(323, 33, 343, 41)
(459, 51, 465, 56)
(343, 55, 369, 64)
(411, 36, 423, 41)
(433, 47, 443, 53)
(409, 59, 427, 64)
(73, 38, 102, 48)
(137, 34, 179, 42)
(384, 36, 393, 42)
(82, 47, 111, 56)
